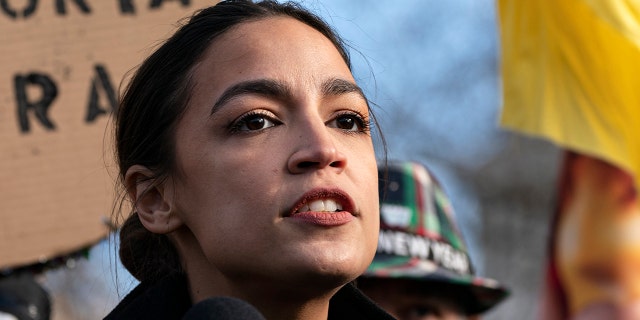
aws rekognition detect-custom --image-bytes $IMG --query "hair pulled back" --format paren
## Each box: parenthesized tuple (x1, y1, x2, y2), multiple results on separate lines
(114, 0, 353, 283)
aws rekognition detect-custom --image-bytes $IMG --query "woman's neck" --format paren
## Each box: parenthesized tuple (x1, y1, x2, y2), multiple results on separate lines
(187, 268, 338, 320)
(173, 229, 341, 319)
(249, 291, 334, 320)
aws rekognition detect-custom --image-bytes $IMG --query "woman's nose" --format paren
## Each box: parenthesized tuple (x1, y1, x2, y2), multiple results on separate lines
(287, 121, 347, 174)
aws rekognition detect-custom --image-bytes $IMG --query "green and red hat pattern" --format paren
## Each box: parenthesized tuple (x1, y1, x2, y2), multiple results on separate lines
(364, 161, 509, 314)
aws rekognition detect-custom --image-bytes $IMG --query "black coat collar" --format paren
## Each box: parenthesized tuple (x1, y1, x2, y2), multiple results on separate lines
(104, 273, 395, 319)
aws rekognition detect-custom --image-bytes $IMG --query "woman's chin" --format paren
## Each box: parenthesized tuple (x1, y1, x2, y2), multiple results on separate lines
(284, 254, 368, 288)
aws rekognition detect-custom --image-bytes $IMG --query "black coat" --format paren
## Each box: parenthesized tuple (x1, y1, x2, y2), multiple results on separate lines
(104, 273, 395, 319)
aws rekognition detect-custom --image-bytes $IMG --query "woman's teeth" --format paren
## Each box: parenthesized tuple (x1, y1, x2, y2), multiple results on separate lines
(298, 199, 343, 213)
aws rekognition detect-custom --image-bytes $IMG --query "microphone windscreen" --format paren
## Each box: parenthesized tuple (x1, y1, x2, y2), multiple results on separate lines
(182, 296, 266, 320)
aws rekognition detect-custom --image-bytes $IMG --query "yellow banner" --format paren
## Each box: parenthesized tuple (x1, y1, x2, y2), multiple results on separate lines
(497, 0, 640, 188)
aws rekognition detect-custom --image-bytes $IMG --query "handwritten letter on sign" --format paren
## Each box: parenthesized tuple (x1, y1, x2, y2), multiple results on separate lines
(0, 0, 214, 269)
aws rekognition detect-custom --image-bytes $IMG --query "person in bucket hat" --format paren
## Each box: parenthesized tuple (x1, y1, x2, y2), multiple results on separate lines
(358, 161, 509, 320)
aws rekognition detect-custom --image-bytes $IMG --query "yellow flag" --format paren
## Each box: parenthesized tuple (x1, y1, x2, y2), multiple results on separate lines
(497, 0, 640, 188)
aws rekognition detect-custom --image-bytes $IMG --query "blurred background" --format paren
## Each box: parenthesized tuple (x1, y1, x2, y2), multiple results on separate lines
(1, 1, 565, 319)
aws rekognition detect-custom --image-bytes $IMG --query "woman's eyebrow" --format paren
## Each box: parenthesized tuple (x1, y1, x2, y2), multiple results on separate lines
(210, 78, 365, 115)
(321, 78, 366, 101)
(210, 79, 291, 115)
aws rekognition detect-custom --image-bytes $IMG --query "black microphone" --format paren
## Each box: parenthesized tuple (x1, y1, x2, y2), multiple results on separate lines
(182, 296, 266, 320)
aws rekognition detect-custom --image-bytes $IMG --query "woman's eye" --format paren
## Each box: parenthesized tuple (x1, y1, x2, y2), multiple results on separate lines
(231, 112, 279, 132)
(330, 112, 369, 132)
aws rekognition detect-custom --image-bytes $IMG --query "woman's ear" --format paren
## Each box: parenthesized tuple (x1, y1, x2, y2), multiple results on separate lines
(124, 165, 183, 234)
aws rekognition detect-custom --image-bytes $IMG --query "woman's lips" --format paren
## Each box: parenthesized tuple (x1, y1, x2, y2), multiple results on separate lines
(289, 211, 354, 226)
(286, 188, 356, 226)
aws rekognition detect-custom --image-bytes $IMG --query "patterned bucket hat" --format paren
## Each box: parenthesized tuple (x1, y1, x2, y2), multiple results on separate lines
(363, 161, 509, 315)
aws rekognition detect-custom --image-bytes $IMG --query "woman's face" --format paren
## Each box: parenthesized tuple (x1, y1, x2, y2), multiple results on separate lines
(169, 17, 379, 294)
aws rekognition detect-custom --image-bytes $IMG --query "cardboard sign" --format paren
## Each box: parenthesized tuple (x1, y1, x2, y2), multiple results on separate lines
(0, 0, 214, 269)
